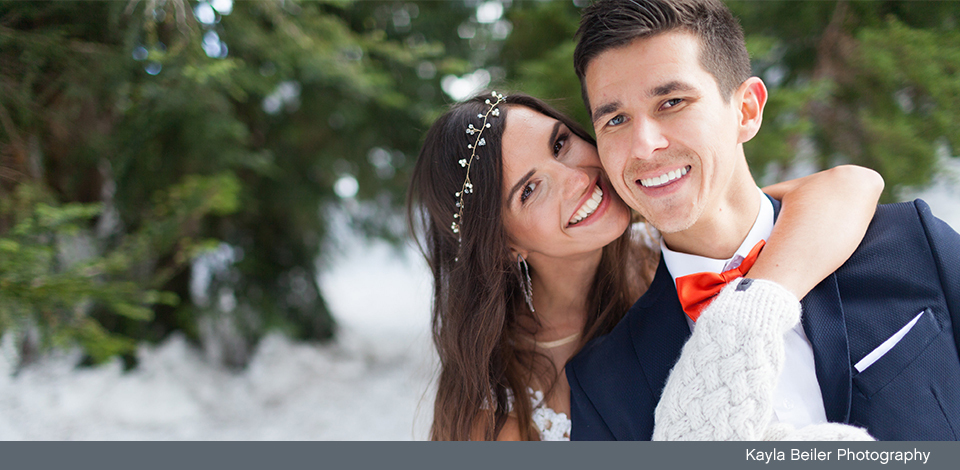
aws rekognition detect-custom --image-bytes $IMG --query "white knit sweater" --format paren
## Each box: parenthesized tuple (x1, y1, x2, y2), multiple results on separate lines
(652, 278, 874, 441)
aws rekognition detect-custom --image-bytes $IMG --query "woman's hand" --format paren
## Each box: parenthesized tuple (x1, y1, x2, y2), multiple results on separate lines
(750, 165, 884, 300)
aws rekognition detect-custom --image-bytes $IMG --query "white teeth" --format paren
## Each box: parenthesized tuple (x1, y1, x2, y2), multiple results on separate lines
(570, 185, 604, 225)
(640, 166, 689, 188)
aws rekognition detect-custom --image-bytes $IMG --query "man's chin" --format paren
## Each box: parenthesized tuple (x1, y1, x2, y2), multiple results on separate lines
(633, 206, 698, 234)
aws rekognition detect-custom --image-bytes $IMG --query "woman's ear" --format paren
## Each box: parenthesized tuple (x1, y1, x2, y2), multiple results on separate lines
(736, 77, 767, 144)
(507, 244, 528, 263)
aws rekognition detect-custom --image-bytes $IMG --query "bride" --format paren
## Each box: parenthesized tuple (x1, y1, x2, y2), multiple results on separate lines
(407, 91, 880, 440)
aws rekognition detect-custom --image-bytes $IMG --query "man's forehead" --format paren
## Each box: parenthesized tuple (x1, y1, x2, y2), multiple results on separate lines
(589, 33, 702, 77)
(584, 34, 714, 115)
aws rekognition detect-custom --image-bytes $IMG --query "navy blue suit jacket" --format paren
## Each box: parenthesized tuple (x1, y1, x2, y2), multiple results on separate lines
(566, 198, 960, 440)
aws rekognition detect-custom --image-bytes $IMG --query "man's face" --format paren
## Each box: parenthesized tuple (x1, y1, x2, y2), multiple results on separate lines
(584, 31, 746, 234)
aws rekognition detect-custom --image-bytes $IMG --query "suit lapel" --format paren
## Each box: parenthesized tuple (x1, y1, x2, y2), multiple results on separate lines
(801, 275, 853, 423)
(630, 258, 692, 400)
(629, 195, 853, 426)
(770, 196, 852, 423)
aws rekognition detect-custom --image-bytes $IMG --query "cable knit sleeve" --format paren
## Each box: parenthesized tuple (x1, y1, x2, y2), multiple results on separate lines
(652, 278, 873, 441)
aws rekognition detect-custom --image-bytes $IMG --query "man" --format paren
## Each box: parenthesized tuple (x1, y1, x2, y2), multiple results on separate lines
(566, 0, 960, 440)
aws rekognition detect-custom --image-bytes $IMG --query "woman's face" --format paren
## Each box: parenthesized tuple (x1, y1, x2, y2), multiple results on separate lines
(501, 106, 631, 262)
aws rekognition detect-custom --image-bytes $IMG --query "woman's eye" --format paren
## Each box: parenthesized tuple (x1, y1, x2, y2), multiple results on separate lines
(553, 135, 567, 156)
(521, 182, 537, 203)
(607, 115, 625, 127)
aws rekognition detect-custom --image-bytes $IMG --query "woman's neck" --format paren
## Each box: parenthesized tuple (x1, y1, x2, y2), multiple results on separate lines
(515, 250, 600, 420)
(526, 249, 601, 339)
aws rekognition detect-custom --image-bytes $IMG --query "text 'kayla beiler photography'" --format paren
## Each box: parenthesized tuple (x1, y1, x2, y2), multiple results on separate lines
(746, 448, 931, 465)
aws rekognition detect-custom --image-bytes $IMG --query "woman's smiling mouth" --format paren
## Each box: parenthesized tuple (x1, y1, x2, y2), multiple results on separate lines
(569, 183, 604, 225)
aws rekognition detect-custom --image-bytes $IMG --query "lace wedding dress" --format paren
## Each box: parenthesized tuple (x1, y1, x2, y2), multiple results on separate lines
(507, 388, 571, 441)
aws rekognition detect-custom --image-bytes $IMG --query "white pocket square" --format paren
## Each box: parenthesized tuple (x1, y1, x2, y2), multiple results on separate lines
(854, 310, 926, 373)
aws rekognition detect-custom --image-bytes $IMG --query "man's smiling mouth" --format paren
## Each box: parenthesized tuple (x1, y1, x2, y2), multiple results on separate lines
(639, 166, 690, 188)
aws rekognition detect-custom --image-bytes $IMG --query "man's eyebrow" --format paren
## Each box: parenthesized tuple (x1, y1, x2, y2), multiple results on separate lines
(591, 101, 621, 124)
(591, 82, 696, 123)
(650, 81, 695, 98)
(508, 169, 537, 205)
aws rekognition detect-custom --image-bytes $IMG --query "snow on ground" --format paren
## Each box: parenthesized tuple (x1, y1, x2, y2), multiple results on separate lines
(0, 231, 437, 440)
(0, 174, 956, 441)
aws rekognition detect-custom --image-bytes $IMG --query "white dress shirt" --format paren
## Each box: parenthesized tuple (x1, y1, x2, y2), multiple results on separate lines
(659, 188, 828, 428)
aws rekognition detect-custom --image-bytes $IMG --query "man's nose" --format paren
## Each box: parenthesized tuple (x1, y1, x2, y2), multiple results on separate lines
(631, 118, 668, 160)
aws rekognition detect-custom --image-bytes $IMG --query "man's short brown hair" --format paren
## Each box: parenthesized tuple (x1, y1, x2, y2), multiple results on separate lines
(574, 0, 752, 116)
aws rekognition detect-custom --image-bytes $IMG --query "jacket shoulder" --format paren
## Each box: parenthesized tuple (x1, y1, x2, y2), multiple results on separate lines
(569, 310, 636, 376)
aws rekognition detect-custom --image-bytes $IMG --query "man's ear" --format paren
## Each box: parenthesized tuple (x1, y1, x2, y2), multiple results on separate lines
(736, 77, 767, 144)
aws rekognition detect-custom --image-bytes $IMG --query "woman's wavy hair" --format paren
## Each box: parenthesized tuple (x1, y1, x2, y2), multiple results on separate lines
(407, 92, 657, 440)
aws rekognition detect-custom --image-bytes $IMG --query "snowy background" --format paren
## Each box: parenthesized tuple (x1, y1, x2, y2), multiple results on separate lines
(0, 161, 957, 440)
(0, 219, 437, 440)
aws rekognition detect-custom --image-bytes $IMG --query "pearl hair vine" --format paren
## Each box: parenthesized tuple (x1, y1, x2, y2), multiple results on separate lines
(451, 91, 505, 260)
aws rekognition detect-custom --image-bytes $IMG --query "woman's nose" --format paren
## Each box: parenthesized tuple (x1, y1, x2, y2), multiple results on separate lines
(562, 166, 591, 200)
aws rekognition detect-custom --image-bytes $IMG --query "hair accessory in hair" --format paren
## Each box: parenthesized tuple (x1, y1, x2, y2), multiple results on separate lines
(452, 91, 505, 254)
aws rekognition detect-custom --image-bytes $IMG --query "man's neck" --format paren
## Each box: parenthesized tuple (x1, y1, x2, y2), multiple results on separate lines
(661, 170, 762, 259)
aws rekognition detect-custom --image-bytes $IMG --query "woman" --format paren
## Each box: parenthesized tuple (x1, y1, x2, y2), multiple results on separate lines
(407, 91, 882, 440)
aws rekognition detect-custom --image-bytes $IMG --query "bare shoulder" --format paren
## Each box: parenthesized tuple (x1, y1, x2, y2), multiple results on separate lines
(469, 413, 523, 441)
(496, 415, 523, 441)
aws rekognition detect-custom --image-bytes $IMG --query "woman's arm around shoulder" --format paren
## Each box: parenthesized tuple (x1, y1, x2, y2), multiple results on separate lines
(753, 165, 884, 299)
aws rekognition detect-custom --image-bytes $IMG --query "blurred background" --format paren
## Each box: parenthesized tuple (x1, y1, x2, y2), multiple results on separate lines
(0, 0, 957, 439)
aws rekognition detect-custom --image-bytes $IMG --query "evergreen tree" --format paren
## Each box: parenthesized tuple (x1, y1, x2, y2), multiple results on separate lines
(2, 0, 956, 367)
(0, 0, 455, 366)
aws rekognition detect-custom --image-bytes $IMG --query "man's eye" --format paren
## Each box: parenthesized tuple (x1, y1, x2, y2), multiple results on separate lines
(662, 98, 683, 109)
(607, 115, 625, 127)
(521, 182, 537, 203)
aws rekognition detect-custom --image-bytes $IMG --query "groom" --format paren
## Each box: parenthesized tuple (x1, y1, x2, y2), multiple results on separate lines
(566, 0, 960, 440)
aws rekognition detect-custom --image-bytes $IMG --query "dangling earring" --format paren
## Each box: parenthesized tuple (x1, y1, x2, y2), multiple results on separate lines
(517, 254, 535, 313)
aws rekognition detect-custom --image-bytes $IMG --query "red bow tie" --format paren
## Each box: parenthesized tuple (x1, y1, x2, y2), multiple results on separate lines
(674, 240, 766, 322)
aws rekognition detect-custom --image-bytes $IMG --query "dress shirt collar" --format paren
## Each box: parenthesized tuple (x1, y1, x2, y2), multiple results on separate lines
(660, 187, 774, 281)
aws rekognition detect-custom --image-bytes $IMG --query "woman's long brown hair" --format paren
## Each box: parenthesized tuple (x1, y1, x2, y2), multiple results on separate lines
(407, 92, 657, 440)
